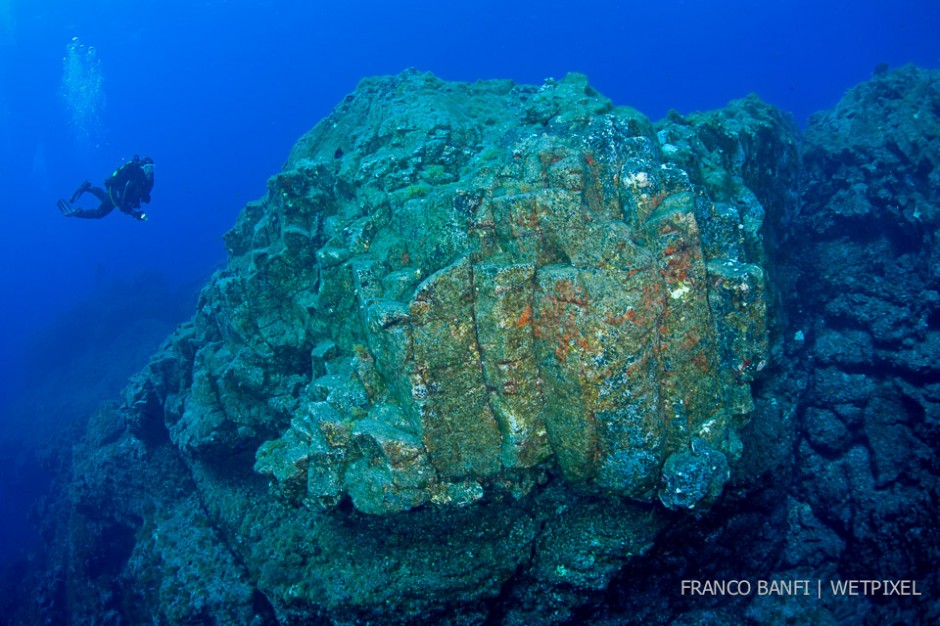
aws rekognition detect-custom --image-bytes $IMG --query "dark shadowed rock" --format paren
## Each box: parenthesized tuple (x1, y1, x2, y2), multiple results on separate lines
(788, 65, 940, 626)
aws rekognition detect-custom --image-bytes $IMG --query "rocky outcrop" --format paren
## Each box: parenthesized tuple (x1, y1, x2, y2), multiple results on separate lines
(791, 65, 940, 611)
(83, 70, 793, 622)
(14, 67, 939, 626)
(128, 71, 783, 520)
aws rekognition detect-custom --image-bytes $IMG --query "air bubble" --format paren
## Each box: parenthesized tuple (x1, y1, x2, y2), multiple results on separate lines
(61, 37, 106, 147)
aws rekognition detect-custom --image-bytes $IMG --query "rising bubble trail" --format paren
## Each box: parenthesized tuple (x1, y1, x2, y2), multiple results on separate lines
(61, 37, 106, 147)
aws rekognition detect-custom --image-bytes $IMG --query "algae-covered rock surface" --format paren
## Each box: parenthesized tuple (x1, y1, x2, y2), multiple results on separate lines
(68, 70, 794, 623)
(227, 70, 776, 515)
(11, 67, 939, 625)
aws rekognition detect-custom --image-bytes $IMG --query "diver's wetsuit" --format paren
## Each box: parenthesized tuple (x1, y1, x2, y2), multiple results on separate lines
(59, 155, 154, 221)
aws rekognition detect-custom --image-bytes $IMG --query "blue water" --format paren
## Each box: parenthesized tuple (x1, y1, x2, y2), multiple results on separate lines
(0, 0, 938, 565)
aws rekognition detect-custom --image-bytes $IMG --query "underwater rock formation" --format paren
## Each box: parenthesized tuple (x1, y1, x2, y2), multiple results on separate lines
(15, 67, 939, 625)
(133, 71, 779, 519)
(88, 70, 794, 623)
(237, 71, 774, 514)
(790, 65, 940, 615)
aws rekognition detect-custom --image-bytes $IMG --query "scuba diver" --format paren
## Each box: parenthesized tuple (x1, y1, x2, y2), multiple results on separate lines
(58, 155, 155, 221)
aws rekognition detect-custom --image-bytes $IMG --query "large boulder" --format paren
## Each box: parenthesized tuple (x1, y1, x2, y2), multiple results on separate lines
(84, 70, 799, 623)
(141, 71, 778, 516)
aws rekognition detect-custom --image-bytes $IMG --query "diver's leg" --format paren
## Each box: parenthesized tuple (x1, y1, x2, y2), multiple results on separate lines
(74, 197, 115, 218)
(68, 202, 115, 219)
(70, 187, 115, 218)
(60, 185, 114, 218)
(69, 180, 92, 203)
(86, 186, 109, 203)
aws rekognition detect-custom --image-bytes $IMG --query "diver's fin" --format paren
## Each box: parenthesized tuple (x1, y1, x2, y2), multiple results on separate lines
(57, 199, 77, 217)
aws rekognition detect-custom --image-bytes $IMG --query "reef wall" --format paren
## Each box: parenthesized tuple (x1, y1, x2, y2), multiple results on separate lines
(788, 65, 940, 619)
(6, 66, 938, 626)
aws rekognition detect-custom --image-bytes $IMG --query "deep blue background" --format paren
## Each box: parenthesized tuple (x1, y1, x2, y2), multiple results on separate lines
(0, 0, 938, 559)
